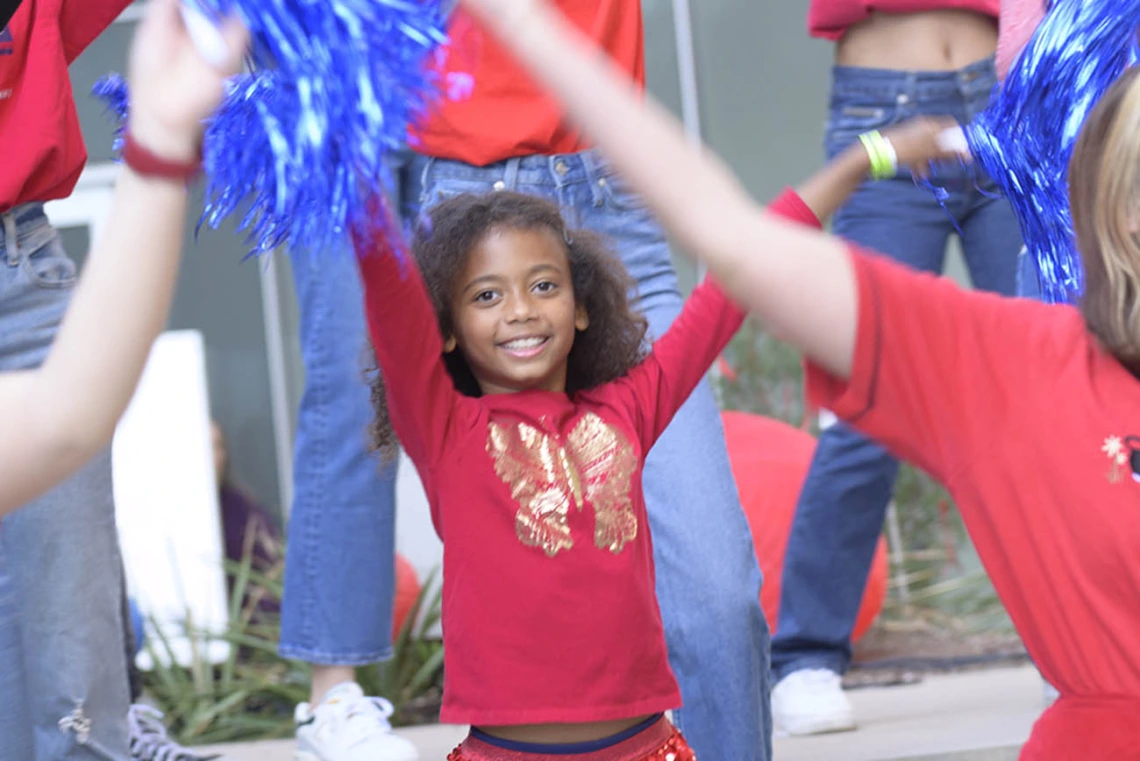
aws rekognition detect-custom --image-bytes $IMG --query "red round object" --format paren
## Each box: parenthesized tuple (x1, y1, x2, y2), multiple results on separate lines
(722, 411, 888, 641)
(393, 553, 422, 639)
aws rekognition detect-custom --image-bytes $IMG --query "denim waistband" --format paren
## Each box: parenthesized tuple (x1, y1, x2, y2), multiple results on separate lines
(0, 203, 48, 235)
(830, 56, 997, 105)
(423, 149, 615, 191)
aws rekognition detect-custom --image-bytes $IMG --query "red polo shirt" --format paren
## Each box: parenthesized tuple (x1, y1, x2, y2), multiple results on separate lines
(410, 1, 644, 166)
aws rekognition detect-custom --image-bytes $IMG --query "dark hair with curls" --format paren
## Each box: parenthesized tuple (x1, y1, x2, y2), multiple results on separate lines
(369, 190, 649, 458)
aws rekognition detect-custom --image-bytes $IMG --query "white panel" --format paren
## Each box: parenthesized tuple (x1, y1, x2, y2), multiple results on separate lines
(113, 331, 230, 668)
(395, 451, 443, 586)
(43, 164, 117, 248)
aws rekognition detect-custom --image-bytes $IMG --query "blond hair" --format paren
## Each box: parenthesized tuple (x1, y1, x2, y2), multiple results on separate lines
(1071, 66, 1140, 375)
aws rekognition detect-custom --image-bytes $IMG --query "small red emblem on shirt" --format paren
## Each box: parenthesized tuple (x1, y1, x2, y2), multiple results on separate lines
(1102, 435, 1140, 484)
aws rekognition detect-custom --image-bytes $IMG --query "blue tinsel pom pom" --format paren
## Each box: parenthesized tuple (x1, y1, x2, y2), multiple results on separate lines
(92, 74, 130, 155)
(96, 0, 451, 257)
(966, 0, 1140, 304)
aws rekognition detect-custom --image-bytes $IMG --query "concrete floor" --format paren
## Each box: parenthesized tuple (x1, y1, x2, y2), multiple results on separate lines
(200, 665, 1044, 761)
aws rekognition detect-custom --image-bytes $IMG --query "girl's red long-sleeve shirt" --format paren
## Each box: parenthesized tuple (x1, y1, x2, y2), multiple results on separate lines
(357, 189, 819, 725)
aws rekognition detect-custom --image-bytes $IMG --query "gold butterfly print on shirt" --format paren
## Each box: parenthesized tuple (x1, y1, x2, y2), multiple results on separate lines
(486, 412, 639, 557)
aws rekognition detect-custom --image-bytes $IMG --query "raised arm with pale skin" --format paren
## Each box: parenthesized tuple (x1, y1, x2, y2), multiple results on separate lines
(457, 0, 965, 379)
(996, 0, 1046, 80)
(0, 0, 247, 516)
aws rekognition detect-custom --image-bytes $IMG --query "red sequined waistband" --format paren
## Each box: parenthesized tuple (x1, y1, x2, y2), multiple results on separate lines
(447, 720, 697, 761)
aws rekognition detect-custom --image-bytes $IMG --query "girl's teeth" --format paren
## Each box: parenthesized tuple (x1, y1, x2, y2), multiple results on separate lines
(505, 338, 544, 349)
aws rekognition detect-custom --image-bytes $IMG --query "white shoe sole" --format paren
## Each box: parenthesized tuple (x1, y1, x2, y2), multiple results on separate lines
(777, 712, 857, 736)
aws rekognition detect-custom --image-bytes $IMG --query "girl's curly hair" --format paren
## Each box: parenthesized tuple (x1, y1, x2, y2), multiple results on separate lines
(369, 190, 649, 458)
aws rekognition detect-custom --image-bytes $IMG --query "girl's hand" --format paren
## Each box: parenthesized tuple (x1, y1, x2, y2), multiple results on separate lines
(126, 0, 249, 162)
(882, 116, 970, 179)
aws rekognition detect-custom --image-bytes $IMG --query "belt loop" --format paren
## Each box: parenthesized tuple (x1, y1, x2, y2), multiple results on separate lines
(417, 157, 436, 207)
(582, 150, 605, 206)
(2, 211, 18, 266)
(503, 157, 520, 191)
(581, 150, 600, 183)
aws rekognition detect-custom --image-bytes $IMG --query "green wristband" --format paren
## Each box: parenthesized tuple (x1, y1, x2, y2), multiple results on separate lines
(858, 131, 898, 180)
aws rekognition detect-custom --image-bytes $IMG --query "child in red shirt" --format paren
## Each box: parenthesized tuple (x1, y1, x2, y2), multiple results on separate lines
(355, 182, 817, 755)
(454, 0, 1140, 756)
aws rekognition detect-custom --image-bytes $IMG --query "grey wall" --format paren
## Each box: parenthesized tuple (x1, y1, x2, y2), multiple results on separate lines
(642, 0, 832, 291)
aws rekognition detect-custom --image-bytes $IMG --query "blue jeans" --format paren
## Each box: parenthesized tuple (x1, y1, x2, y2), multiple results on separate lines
(279, 155, 424, 665)
(419, 151, 770, 761)
(0, 204, 131, 760)
(127, 599, 145, 659)
(771, 59, 1023, 682)
(1016, 247, 1042, 300)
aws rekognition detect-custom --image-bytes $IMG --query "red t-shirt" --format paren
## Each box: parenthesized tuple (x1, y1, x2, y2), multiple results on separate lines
(410, 1, 644, 167)
(358, 189, 819, 725)
(806, 249, 1140, 759)
(0, 0, 131, 210)
(808, 0, 1000, 40)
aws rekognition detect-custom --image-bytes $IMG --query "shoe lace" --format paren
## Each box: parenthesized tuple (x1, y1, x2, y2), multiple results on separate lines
(128, 705, 220, 761)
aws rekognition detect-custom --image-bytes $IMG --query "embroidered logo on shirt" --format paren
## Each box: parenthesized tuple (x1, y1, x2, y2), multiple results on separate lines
(1101, 435, 1140, 484)
(487, 413, 638, 557)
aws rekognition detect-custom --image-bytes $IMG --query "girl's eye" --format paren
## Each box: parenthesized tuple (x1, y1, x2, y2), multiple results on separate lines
(534, 280, 557, 293)
(474, 290, 498, 303)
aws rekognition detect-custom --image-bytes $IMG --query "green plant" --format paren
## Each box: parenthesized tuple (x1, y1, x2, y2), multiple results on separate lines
(717, 318, 807, 425)
(356, 568, 445, 725)
(139, 528, 444, 744)
(140, 552, 307, 743)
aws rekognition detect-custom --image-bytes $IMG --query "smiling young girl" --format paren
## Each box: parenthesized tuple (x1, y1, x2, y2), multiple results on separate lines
(357, 187, 771, 759)
(452, 0, 1140, 756)
(351, 113, 961, 754)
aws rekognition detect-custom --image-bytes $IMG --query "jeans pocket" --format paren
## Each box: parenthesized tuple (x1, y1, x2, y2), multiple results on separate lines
(420, 176, 495, 212)
(19, 233, 77, 290)
(824, 104, 901, 159)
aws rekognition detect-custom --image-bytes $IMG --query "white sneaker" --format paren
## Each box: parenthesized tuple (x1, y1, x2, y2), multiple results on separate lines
(295, 682, 420, 761)
(772, 668, 857, 736)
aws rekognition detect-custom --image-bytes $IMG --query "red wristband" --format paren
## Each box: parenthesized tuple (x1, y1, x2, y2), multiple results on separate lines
(122, 132, 202, 181)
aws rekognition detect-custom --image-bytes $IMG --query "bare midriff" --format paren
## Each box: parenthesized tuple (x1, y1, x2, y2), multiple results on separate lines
(836, 9, 998, 71)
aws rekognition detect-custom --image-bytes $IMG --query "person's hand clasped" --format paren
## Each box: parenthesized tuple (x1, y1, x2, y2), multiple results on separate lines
(882, 116, 971, 179)
(127, 0, 249, 163)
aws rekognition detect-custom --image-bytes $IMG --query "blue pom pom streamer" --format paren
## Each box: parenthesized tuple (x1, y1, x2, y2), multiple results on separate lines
(965, 0, 1140, 304)
(96, 0, 451, 257)
(92, 74, 129, 155)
